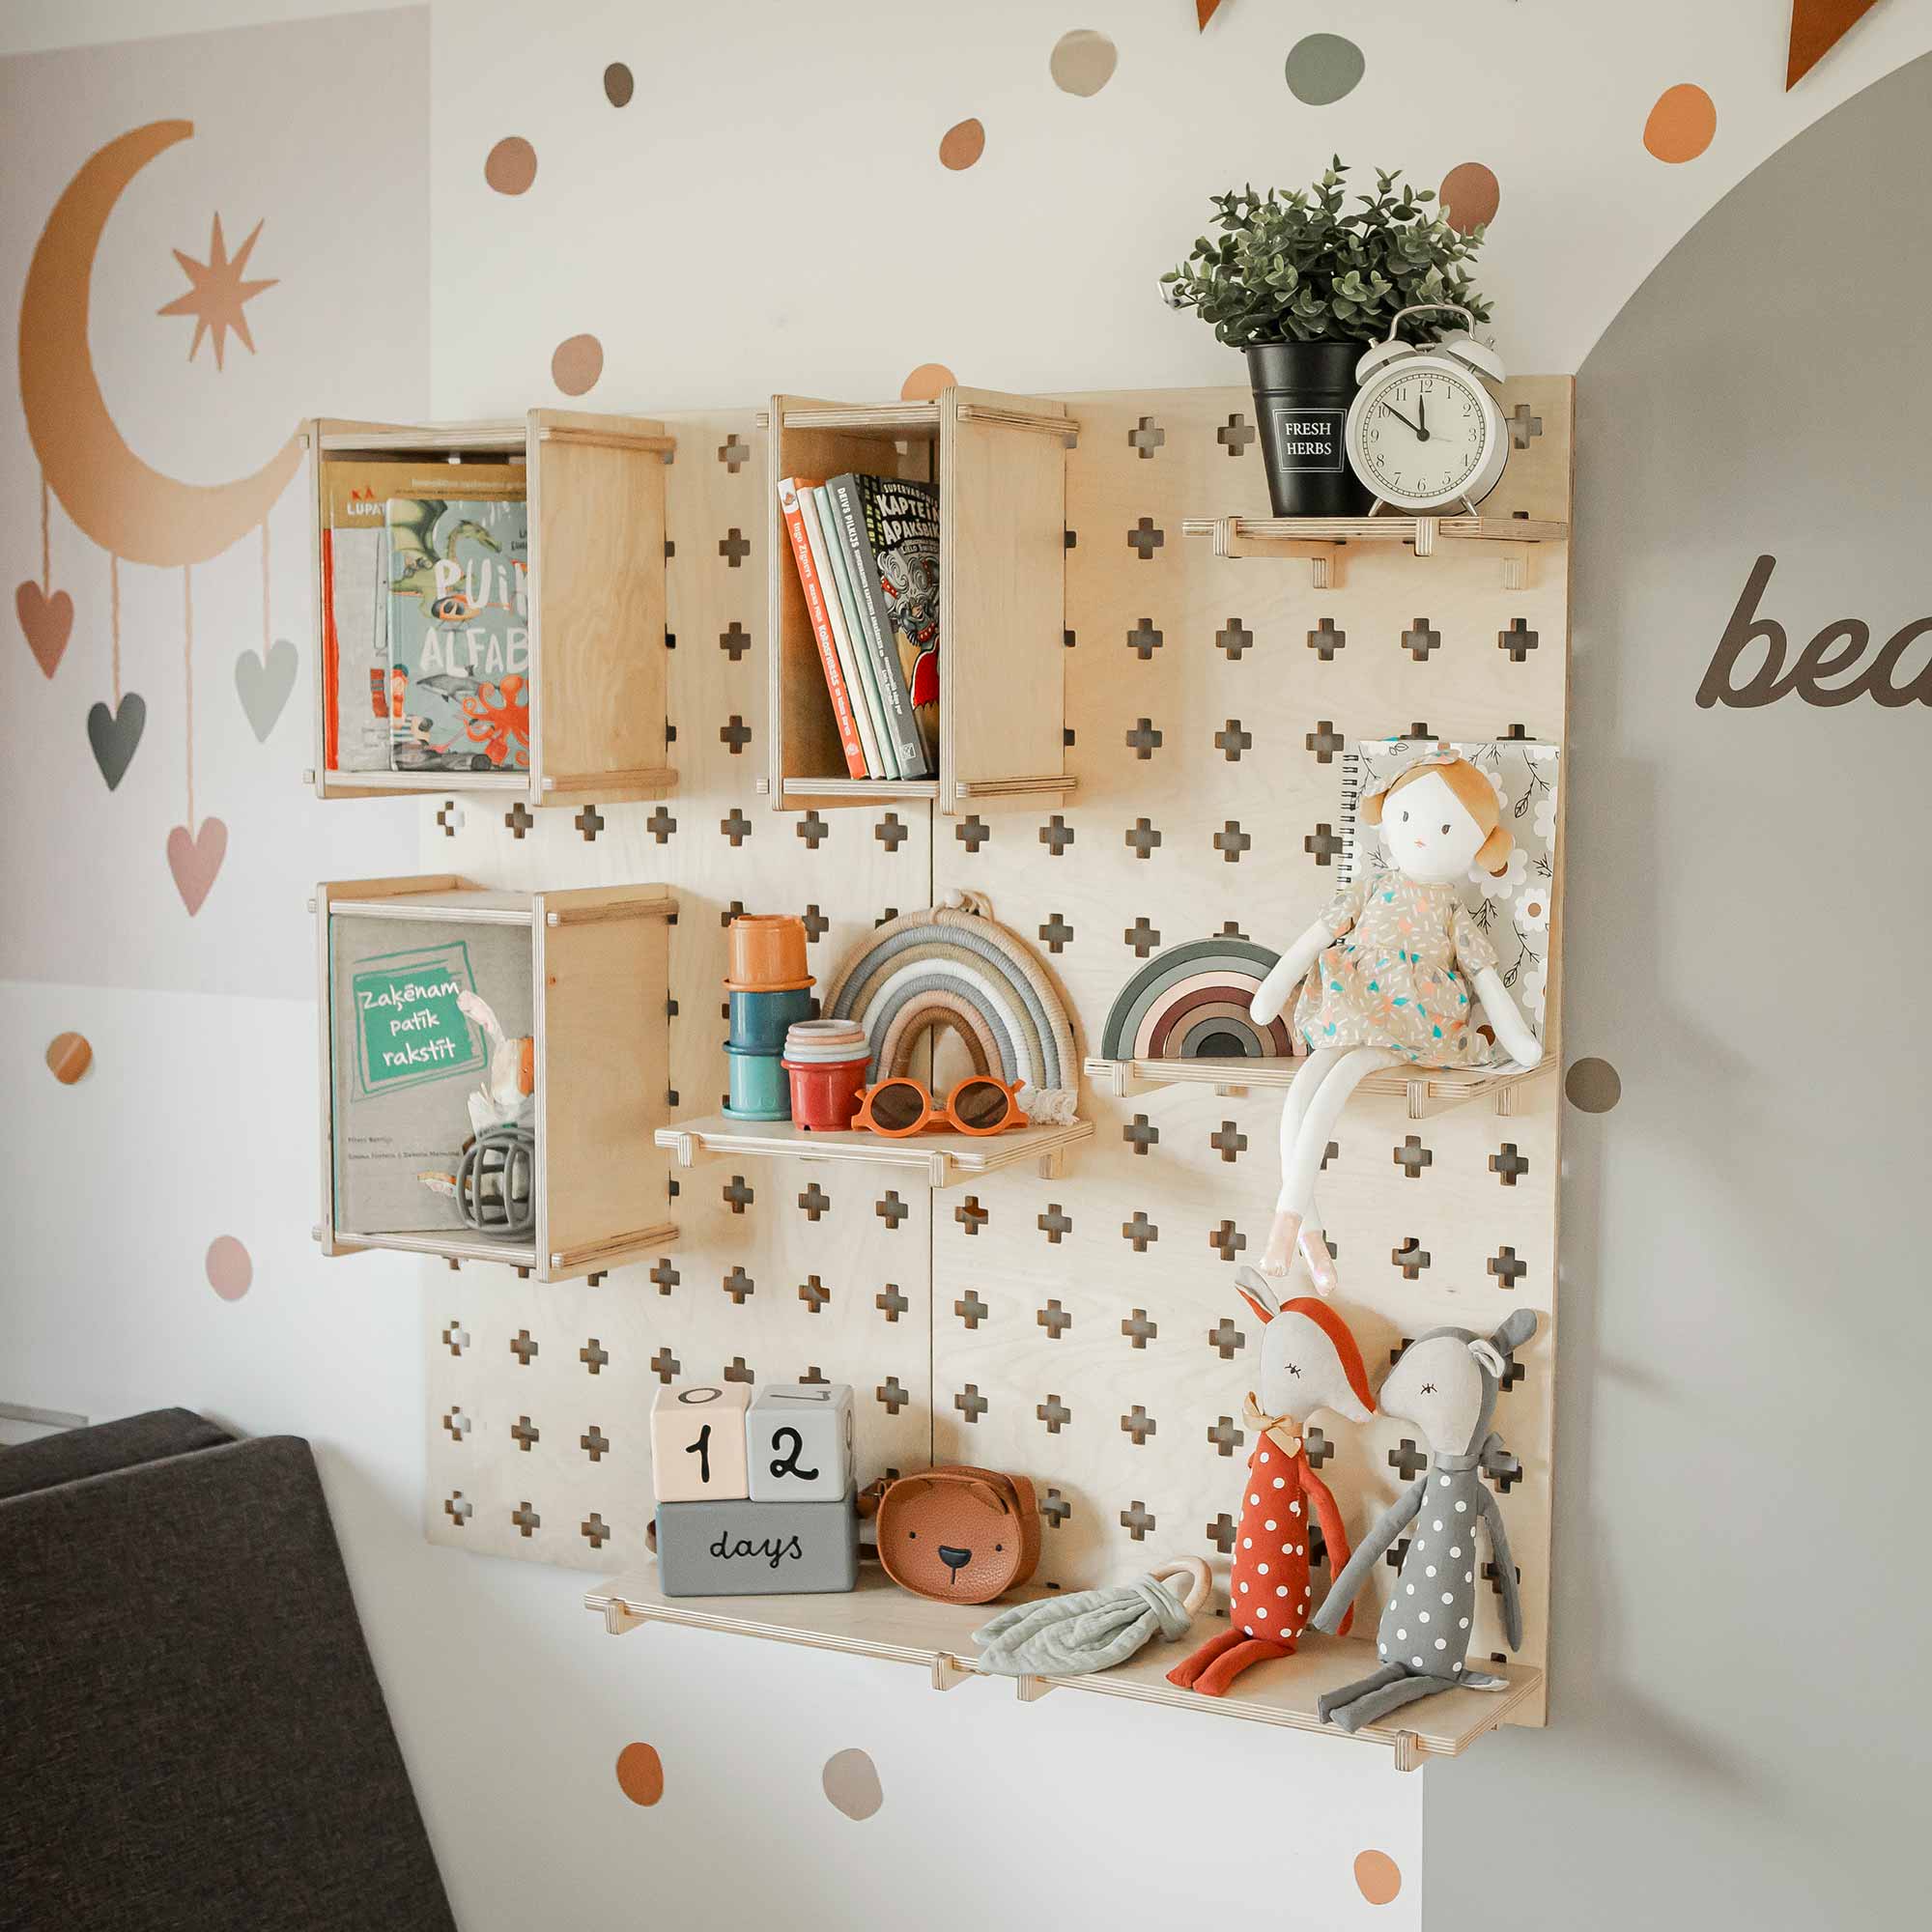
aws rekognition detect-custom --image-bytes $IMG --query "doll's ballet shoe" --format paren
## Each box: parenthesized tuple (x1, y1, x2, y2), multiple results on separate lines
(1259, 1209, 1302, 1277)
(1297, 1225, 1338, 1296)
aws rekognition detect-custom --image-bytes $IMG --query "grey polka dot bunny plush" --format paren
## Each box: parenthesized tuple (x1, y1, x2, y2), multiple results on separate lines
(1307, 1308, 1537, 1732)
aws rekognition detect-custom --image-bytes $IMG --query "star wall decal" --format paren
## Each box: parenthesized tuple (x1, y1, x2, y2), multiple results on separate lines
(156, 213, 276, 369)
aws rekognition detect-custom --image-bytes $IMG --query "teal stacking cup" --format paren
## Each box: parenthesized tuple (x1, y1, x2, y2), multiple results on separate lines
(723, 1041, 790, 1121)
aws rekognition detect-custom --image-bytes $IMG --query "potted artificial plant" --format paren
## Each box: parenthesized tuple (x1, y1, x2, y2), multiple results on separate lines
(1162, 160, 1494, 516)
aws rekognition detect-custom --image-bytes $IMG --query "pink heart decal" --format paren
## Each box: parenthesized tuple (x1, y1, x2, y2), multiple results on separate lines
(16, 581, 72, 678)
(166, 817, 228, 916)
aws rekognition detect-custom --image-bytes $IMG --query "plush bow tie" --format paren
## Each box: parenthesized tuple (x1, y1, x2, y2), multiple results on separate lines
(1242, 1390, 1302, 1459)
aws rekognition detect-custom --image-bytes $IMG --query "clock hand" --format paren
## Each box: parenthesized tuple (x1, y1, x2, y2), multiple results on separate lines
(1381, 402, 1425, 437)
(1418, 389, 1428, 437)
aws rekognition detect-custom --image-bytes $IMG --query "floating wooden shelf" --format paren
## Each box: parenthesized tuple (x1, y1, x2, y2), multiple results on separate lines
(1180, 512, 1568, 589)
(767, 387, 1079, 813)
(654, 1113, 1094, 1189)
(1084, 1054, 1552, 1121)
(316, 875, 677, 1282)
(583, 1566, 1540, 1771)
(302, 411, 677, 806)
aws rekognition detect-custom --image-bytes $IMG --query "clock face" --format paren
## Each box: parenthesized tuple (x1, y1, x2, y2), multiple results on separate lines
(1352, 364, 1492, 506)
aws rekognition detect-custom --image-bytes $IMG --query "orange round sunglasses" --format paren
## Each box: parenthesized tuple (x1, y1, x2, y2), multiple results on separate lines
(851, 1073, 1029, 1139)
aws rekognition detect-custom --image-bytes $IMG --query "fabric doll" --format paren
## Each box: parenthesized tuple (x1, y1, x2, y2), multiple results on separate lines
(1166, 1267, 1375, 1698)
(1249, 753, 1542, 1292)
(1307, 1310, 1537, 1733)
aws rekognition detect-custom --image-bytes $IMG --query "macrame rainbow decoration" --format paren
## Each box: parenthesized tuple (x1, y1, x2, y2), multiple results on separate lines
(823, 892, 1080, 1124)
(1098, 937, 1301, 1064)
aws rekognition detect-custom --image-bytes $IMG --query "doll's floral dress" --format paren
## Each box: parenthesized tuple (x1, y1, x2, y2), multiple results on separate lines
(1293, 875, 1497, 1066)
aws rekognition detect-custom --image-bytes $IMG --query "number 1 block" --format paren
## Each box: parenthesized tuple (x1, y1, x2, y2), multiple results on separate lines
(747, 1381, 854, 1504)
(649, 1382, 751, 1502)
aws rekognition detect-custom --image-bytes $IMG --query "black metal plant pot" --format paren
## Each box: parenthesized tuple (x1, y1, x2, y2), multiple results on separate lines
(1245, 340, 1373, 517)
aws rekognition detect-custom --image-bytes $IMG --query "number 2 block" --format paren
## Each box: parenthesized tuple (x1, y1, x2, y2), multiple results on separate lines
(747, 1381, 854, 1504)
(649, 1382, 751, 1502)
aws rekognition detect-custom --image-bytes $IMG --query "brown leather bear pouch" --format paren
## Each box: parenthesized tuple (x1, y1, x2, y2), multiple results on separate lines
(861, 1465, 1041, 1605)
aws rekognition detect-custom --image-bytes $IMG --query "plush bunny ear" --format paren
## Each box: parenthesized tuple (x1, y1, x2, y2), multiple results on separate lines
(1475, 822, 1514, 876)
(1360, 784, 1389, 827)
(1491, 1309, 1538, 1355)
(1233, 1264, 1278, 1325)
(1467, 1338, 1507, 1380)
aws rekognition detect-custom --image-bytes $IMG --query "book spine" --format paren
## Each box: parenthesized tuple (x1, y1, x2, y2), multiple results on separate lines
(320, 526, 341, 771)
(778, 477, 866, 780)
(827, 474, 927, 779)
(800, 486, 883, 780)
(815, 488, 898, 780)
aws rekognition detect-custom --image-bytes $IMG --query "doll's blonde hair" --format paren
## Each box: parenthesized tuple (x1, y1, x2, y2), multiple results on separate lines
(1361, 753, 1514, 876)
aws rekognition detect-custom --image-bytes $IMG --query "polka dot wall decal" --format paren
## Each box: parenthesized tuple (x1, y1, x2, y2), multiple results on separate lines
(206, 1236, 252, 1302)
(604, 62, 634, 108)
(822, 1747, 883, 1820)
(1643, 84, 1717, 163)
(900, 363, 956, 402)
(484, 136, 538, 195)
(1285, 33, 1364, 106)
(44, 1031, 92, 1084)
(1049, 29, 1117, 97)
(938, 118, 984, 171)
(552, 333, 605, 397)
(1565, 1056, 1623, 1114)
(1353, 1850, 1403, 1906)
(615, 1742, 665, 1805)
(1438, 161, 1500, 235)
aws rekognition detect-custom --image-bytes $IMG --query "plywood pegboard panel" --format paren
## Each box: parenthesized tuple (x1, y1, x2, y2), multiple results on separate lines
(419, 383, 1570, 1732)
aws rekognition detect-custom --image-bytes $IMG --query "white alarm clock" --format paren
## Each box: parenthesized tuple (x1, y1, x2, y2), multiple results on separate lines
(1344, 302, 1508, 513)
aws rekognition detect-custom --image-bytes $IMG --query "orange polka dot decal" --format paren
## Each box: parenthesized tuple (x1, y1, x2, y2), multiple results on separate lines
(1438, 162, 1499, 235)
(45, 1031, 92, 1084)
(484, 136, 537, 194)
(1644, 85, 1717, 163)
(206, 1236, 252, 1302)
(938, 119, 984, 171)
(552, 333, 604, 396)
(604, 63, 634, 107)
(1353, 1849, 1403, 1905)
(615, 1742, 664, 1805)
(900, 363, 956, 402)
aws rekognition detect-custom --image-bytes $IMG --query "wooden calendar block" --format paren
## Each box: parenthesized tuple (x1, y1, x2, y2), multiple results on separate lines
(746, 1381, 855, 1504)
(649, 1382, 752, 1502)
(656, 1496, 859, 1597)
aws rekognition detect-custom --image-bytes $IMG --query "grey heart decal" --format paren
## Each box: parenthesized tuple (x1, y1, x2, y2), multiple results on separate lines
(87, 692, 147, 791)
(235, 638, 298, 742)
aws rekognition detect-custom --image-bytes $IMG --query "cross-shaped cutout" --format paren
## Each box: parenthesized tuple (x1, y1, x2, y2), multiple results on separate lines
(1122, 1114, 1159, 1154)
(797, 1182, 831, 1221)
(1323, 1140, 1340, 1171)
(1489, 1245, 1525, 1289)
(1305, 821, 1344, 865)
(1307, 616, 1345, 660)
(876, 1284, 910, 1322)
(1037, 1393, 1071, 1434)
(801, 1366, 829, 1386)
(1120, 1499, 1156, 1540)
(719, 527, 751, 567)
(1205, 1512, 1237, 1554)
(580, 1513, 611, 1550)
(649, 1346, 680, 1382)
(1124, 916, 1161, 958)
(1389, 1436, 1429, 1481)
(1041, 1488, 1072, 1528)
(1124, 718, 1162, 759)
(718, 620, 751, 662)
(1306, 719, 1345, 762)
(581, 1425, 610, 1463)
(1481, 1441, 1523, 1492)
(510, 1502, 540, 1538)
(442, 1406, 470, 1442)
(955, 1291, 989, 1330)
(721, 900, 746, 928)
(1208, 1218, 1244, 1261)
(1122, 1210, 1158, 1252)
(1500, 1356, 1525, 1394)
(1214, 720, 1253, 762)
(1128, 415, 1165, 458)
(442, 1321, 469, 1356)
(954, 1383, 989, 1424)
(1213, 820, 1251, 863)
(574, 803, 605, 842)
(1037, 1298, 1072, 1340)
(876, 1376, 909, 1414)
(1484, 1559, 1521, 1601)
(795, 810, 829, 850)
(724, 1356, 753, 1385)
(798, 1274, 830, 1313)
(1206, 1315, 1242, 1357)
(505, 802, 534, 839)
(436, 799, 464, 838)
(1393, 1135, 1432, 1178)
(722, 1266, 753, 1305)
(1124, 818, 1161, 860)
(1491, 1142, 1530, 1186)
(720, 808, 753, 847)
(955, 815, 990, 852)
(1039, 813, 1075, 854)
(874, 811, 907, 852)
(1401, 617, 1442, 661)
(1502, 722, 1530, 740)
(645, 806, 676, 843)
(444, 1492, 472, 1527)
(509, 1329, 538, 1366)
(1216, 617, 1254, 660)
(1037, 912, 1072, 953)
(1505, 402, 1543, 447)
(875, 1191, 908, 1230)
(1122, 1308, 1157, 1350)
(718, 435, 752, 471)
(1125, 617, 1162, 660)
(1210, 1121, 1248, 1163)
(1217, 412, 1256, 456)
(722, 1174, 754, 1213)
(955, 1195, 989, 1236)
(1498, 617, 1539, 662)
(511, 1415, 539, 1453)
(648, 1257, 678, 1295)
(1304, 1425, 1333, 1471)
(1392, 1237, 1431, 1279)
(801, 903, 829, 943)
(1384, 1538, 1410, 1572)
(1207, 1414, 1244, 1458)
(1126, 516, 1164, 559)
(580, 1338, 610, 1375)
(720, 715, 751, 754)
(1037, 1203, 1073, 1243)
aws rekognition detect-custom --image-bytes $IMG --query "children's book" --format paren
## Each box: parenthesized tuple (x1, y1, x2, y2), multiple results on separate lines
(798, 484, 885, 779)
(384, 494, 530, 773)
(813, 485, 898, 779)
(778, 476, 867, 779)
(825, 473, 937, 778)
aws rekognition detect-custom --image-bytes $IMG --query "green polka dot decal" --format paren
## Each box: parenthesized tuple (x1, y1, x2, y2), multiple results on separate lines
(1285, 34, 1364, 105)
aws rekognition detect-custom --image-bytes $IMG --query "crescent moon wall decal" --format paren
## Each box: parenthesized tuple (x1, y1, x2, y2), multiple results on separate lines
(18, 119, 300, 569)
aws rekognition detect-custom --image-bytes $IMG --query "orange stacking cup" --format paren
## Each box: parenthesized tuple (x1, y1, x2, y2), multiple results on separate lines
(725, 914, 810, 990)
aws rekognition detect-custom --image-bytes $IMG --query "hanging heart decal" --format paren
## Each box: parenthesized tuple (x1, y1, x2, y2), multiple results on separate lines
(235, 637, 297, 741)
(86, 691, 146, 789)
(166, 817, 227, 915)
(16, 580, 72, 677)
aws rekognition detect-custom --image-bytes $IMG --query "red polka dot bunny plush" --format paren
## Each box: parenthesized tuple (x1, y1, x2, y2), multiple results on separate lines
(1167, 1265, 1376, 1698)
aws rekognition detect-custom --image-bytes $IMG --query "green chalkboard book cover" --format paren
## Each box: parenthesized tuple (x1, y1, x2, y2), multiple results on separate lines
(329, 919, 533, 1236)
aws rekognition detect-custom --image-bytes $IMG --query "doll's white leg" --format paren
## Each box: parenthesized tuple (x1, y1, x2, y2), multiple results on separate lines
(1281, 1048, 1404, 1218)
(1261, 1051, 1345, 1274)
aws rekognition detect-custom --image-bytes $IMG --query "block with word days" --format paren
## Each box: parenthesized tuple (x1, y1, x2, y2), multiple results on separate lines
(656, 1495, 858, 1597)
(649, 1382, 751, 1502)
(746, 1381, 855, 1504)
